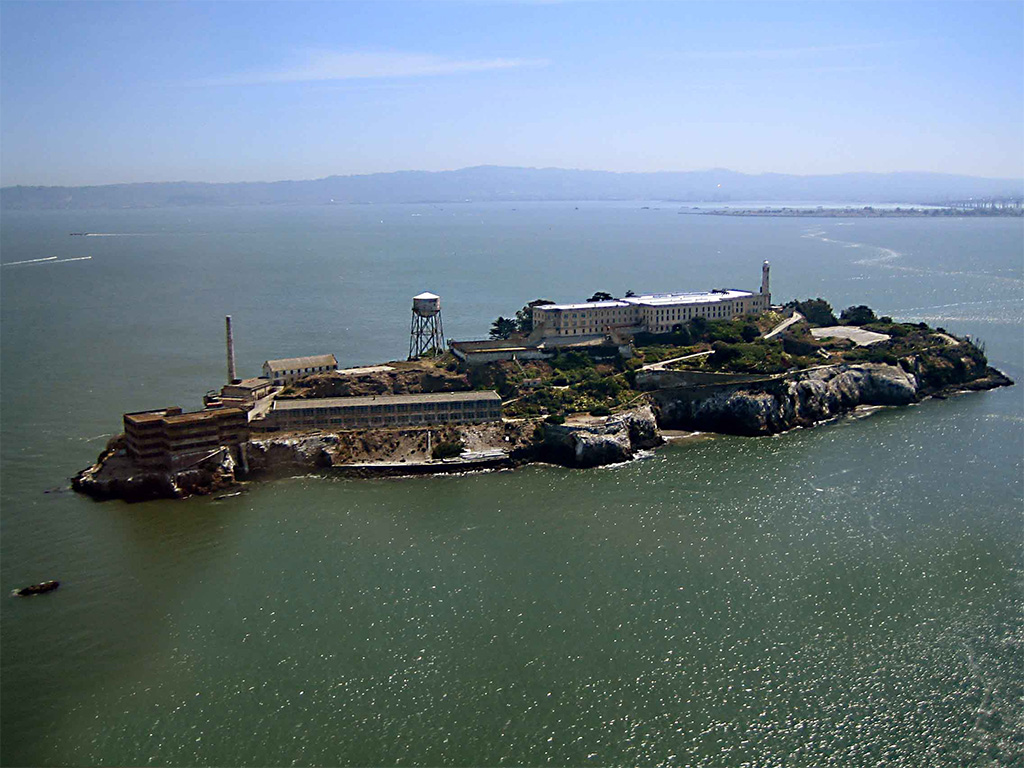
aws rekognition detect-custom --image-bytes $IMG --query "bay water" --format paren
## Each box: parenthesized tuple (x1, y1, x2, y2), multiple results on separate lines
(1, 203, 1021, 766)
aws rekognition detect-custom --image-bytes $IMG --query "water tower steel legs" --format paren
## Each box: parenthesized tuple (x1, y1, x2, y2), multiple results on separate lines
(409, 312, 445, 360)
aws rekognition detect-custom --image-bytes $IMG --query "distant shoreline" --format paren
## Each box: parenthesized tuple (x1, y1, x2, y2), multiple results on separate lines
(3, 165, 1021, 211)
(684, 206, 1023, 218)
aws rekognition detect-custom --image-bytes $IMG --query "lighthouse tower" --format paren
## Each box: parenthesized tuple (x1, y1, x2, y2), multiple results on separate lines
(761, 261, 771, 304)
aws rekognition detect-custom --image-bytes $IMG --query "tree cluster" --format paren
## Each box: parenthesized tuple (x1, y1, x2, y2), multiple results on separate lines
(492, 298, 555, 338)
(786, 298, 838, 327)
(839, 305, 877, 325)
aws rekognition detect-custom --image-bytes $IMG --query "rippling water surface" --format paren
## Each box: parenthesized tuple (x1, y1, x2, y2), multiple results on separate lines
(1, 204, 1021, 766)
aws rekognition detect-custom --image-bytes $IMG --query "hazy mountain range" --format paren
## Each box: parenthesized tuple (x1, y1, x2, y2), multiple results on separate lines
(2, 166, 1021, 210)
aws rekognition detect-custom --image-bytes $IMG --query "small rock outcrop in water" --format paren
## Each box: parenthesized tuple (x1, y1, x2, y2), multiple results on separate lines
(538, 406, 663, 468)
(650, 362, 1011, 435)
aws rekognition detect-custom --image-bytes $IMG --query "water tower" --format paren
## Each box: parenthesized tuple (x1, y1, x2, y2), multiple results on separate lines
(409, 292, 446, 360)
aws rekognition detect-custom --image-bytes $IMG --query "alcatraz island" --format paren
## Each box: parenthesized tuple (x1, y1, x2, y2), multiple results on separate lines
(73, 263, 1013, 502)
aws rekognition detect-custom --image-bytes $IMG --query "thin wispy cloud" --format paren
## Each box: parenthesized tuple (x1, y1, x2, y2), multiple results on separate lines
(196, 49, 547, 86)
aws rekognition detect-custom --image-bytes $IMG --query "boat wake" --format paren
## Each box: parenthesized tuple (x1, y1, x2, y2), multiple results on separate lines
(801, 227, 1023, 286)
(2, 256, 92, 267)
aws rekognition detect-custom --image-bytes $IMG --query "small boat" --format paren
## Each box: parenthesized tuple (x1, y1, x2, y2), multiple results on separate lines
(14, 580, 60, 597)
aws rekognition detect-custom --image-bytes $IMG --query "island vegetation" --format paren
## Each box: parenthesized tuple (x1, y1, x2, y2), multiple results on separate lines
(451, 298, 997, 423)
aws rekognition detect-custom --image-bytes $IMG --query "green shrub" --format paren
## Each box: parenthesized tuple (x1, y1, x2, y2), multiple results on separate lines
(550, 351, 594, 371)
(580, 376, 622, 398)
(782, 336, 817, 356)
(431, 440, 464, 460)
(707, 340, 790, 373)
(544, 414, 565, 425)
(589, 406, 612, 417)
(845, 347, 899, 366)
(787, 298, 838, 327)
(710, 341, 741, 365)
(840, 305, 877, 325)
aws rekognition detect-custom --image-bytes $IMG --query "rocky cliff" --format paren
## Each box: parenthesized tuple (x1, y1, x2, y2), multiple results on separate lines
(650, 361, 1012, 436)
(538, 405, 664, 468)
(72, 437, 239, 503)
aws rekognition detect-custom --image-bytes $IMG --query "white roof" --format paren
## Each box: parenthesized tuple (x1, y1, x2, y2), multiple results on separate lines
(537, 290, 755, 312)
(264, 354, 338, 371)
(538, 300, 630, 311)
(413, 292, 440, 300)
(627, 290, 753, 306)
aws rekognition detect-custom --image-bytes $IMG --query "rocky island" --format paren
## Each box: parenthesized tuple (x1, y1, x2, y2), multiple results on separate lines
(73, 294, 1012, 503)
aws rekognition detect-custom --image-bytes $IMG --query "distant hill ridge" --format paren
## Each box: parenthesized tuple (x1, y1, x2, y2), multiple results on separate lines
(3, 165, 1022, 210)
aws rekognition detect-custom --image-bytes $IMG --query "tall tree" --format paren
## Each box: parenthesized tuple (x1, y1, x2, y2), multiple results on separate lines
(516, 299, 555, 333)
(489, 316, 517, 340)
(840, 305, 877, 325)
(788, 298, 838, 327)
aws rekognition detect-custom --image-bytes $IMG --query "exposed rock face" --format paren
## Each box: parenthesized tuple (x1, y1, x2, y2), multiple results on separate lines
(243, 434, 338, 474)
(288, 366, 469, 399)
(242, 422, 536, 476)
(539, 405, 664, 468)
(72, 442, 239, 503)
(649, 362, 1003, 436)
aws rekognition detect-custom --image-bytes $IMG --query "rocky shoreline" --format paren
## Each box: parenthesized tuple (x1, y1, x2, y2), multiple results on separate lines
(71, 360, 1012, 503)
(650, 361, 1013, 436)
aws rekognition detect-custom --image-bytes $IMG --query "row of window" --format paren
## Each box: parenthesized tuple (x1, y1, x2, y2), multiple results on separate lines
(281, 411, 497, 424)
(273, 365, 333, 376)
(549, 302, 747, 328)
(648, 302, 737, 320)
(276, 412, 499, 429)
(285, 401, 494, 417)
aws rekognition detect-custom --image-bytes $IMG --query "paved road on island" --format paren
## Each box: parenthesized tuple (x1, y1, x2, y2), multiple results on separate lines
(763, 311, 804, 340)
(639, 350, 714, 371)
(810, 326, 891, 347)
(639, 312, 803, 373)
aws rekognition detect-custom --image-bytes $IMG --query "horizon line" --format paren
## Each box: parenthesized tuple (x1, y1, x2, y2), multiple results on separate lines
(4, 165, 1023, 191)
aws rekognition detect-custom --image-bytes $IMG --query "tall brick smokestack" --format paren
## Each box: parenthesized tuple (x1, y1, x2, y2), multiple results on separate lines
(226, 315, 237, 384)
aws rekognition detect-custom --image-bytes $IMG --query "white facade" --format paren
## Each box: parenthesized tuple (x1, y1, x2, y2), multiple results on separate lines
(532, 264, 771, 339)
(262, 354, 338, 386)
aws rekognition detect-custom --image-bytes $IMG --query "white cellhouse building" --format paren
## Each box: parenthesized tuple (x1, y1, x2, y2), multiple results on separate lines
(531, 262, 772, 339)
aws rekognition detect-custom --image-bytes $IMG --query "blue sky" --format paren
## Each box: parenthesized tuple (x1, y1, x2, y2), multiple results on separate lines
(1, 0, 1021, 186)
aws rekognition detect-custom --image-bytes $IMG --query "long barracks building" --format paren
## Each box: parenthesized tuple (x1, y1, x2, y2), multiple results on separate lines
(532, 261, 772, 339)
(257, 391, 503, 433)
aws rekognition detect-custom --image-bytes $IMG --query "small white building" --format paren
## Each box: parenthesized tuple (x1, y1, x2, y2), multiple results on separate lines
(262, 354, 338, 386)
